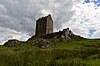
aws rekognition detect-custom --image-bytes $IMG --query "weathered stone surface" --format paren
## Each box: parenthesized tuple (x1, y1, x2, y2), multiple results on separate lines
(36, 14, 53, 35)
(34, 28, 82, 41)
(3, 39, 21, 47)
(28, 27, 83, 43)
(31, 39, 54, 48)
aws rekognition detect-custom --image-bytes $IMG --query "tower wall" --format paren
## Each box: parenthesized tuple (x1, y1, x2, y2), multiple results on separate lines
(35, 14, 53, 35)
(46, 15, 53, 34)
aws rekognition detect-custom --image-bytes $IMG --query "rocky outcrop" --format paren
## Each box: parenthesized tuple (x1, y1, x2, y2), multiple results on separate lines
(28, 28, 83, 42)
(31, 38, 54, 48)
(3, 39, 22, 47)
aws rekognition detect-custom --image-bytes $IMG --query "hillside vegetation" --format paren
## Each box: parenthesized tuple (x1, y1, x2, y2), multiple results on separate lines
(0, 39, 100, 66)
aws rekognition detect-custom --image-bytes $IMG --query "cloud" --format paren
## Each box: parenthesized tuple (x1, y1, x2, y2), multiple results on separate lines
(92, 29, 100, 39)
(0, 0, 100, 44)
(62, 0, 100, 38)
(0, 0, 79, 44)
(88, 28, 96, 38)
(0, 0, 78, 35)
(84, 0, 100, 7)
(0, 27, 29, 45)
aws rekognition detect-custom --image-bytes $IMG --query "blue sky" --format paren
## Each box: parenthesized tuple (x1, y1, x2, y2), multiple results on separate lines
(0, 29, 4, 33)
(0, 0, 100, 45)
(84, 0, 100, 7)
(83, 0, 100, 38)
(88, 28, 96, 38)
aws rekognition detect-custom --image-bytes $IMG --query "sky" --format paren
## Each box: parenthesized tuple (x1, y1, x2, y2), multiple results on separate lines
(0, 0, 100, 45)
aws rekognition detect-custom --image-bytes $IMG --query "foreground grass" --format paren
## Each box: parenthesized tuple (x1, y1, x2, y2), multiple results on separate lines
(0, 39, 100, 66)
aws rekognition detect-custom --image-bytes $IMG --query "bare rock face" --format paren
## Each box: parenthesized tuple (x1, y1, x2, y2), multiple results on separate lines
(31, 39, 54, 48)
(60, 28, 73, 41)
(31, 28, 83, 42)
(3, 39, 21, 47)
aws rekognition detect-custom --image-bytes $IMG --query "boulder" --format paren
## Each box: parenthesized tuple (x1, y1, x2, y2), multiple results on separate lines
(3, 39, 20, 47)
(31, 39, 54, 48)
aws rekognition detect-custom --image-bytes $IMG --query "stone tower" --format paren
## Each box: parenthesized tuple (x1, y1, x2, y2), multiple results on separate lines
(35, 14, 53, 35)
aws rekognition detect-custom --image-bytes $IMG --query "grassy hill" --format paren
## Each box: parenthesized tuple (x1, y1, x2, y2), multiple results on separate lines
(0, 39, 100, 66)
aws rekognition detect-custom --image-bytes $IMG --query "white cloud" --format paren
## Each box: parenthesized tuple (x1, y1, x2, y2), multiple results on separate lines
(0, 0, 100, 45)
(62, 0, 100, 38)
(0, 4, 7, 15)
(0, 27, 30, 45)
(41, 9, 52, 16)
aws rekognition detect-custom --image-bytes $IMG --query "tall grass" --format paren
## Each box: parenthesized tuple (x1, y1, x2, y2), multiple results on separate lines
(0, 47, 100, 66)
(0, 39, 100, 66)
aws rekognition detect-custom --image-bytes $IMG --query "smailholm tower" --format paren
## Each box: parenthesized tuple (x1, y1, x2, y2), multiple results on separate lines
(35, 14, 53, 35)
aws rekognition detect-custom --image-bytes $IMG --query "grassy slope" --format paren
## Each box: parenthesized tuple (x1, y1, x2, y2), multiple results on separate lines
(0, 39, 100, 66)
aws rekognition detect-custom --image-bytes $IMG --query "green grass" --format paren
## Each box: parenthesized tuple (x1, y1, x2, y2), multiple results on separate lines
(0, 39, 100, 66)
(87, 59, 100, 66)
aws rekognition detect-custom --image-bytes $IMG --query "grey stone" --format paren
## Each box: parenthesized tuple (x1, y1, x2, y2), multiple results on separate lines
(35, 14, 53, 36)
(3, 39, 20, 47)
(31, 39, 54, 48)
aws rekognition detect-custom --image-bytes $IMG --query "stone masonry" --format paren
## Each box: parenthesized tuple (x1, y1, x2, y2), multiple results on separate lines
(35, 14, 53, 35)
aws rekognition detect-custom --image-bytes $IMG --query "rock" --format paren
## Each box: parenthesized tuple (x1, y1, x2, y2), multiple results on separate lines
(31, 39, 54, 48)
(28, 28, 83, 43)
(3, 39, 20, 47)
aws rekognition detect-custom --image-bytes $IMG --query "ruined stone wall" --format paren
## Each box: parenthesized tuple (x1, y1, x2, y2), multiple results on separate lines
(35, 14, 53, 35)
(36, 17, 46, 35)
(46, 15, 53, 34)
